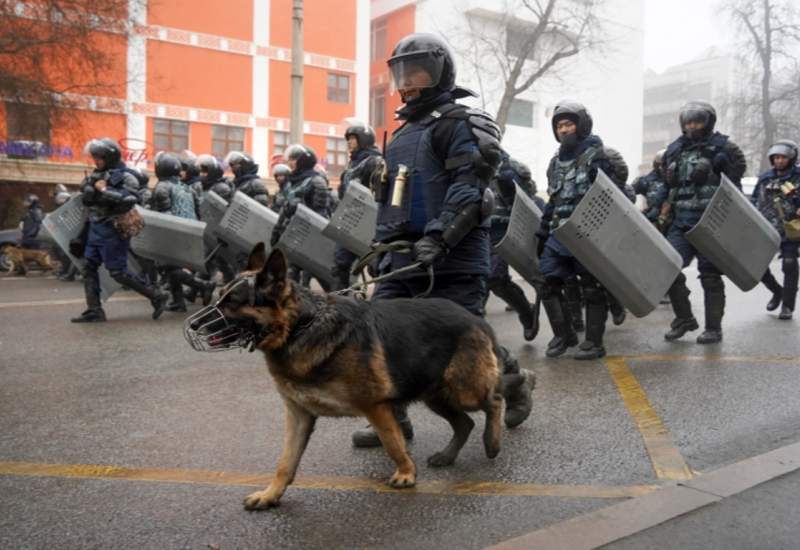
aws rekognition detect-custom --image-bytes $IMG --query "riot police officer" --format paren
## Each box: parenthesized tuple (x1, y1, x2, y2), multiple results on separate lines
(662, 101, 747, 343)
(269, 144, 331, 242)
(150, 152, 215, 311)
(536, 100, 620, 360)
(488, 154, 541, 341)
(331, 122, 383, 290)
(192, 153, 235, 285)
(270, 144, 332, 289)
(752, 140, 800, 320)
(632, 149, 670, 229)
(20, 194, 44, 249)
(71, 138, 166, 323)
(224, 151, 270, 207)
(270, 163, 291, 213)
(351, 33, 534, 448)
(178, 150, 201, 190)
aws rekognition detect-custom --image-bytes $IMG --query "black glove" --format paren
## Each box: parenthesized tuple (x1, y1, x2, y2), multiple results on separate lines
(413, 234, 447, 268)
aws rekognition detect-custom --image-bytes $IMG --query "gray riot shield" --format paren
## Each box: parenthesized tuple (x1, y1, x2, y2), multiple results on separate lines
(42, 196, 140, 301)
(216, 191, 279, 255)
(199, 190, 228, 242)
(685, 174, 780, 291)
(494, 184, 544, 286)
(130, 207, 207, 272)
(322, 181, 377, 256)
(553, 170, 683, 317)
(276, 204, 336, 287)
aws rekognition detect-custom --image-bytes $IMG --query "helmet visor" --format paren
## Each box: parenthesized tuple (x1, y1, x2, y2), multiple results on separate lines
(679, 108, 711, 129)
(388, 52, 444, 94)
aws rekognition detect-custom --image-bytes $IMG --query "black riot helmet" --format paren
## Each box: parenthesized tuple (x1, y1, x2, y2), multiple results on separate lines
(551, 100, 593, 142)
(23, 194, 40, 207)
(197, 154, 224, 182)
(224, 151, 258, 177)
(178, 150, 199, 180)
(679, 101, 716, 140)
(388, 33, 456, 99)
(344, 122, 376, 149)
(284, 144, 318, 172)
(85, 137, 122, 167)
(767, 139, 799, 165)
(272, 163, 291, 179)
(154, 151, 182, 179)
(129, 166, 150, 189)
(653, 148, 667, 171)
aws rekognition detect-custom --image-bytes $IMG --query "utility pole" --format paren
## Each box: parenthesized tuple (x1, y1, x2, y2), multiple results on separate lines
(290, 0, 304, 144)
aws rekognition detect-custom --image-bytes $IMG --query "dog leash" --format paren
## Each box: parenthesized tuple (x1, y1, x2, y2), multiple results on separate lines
(332, 240, 435, 300)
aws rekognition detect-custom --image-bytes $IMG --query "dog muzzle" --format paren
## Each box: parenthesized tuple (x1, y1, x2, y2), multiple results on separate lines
(184, 304, 253, 352)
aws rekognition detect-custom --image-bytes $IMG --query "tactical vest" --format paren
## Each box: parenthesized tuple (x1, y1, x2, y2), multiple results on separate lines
(546, 145, 603, 228)
(376, 109, 457, 239)
(755, 171, 800, 233)
(670, 135, 728, 213)
(170, 182, 197, 220)
(341, 154, 375, 192)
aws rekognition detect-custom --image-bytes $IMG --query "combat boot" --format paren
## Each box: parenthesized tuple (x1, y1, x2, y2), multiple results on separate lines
(491, 279, 538, 341)
(608, 294, 626, 326)
(564, 278, 585, 332)
(575, 288, 607, 360)
(762, 270, 783, 311)
(697, 274, 724, 344)
(779, 258, 798, 321)
(352, 405, 414, 448)
(73, 264, 105, 322)
(778, 306, 793, 320)
(497, 347, 535, 428)
(543, 295, 578, 357)
(664, 273, 699, 340)
(109, 268, 167, 320)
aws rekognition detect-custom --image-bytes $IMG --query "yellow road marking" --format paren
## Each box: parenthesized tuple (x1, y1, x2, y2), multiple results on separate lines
(0, 296, 145, 309)
(0, 460, 657, 499)
(606, 357, 693, 481)
(617, 355, 799, 364)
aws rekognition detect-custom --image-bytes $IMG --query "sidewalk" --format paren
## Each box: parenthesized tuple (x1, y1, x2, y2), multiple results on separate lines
(488, 440, 800, 550)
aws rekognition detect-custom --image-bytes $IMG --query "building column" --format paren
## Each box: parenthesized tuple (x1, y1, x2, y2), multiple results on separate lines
(126, 0, 147, 168)
(252, 0, 270, 172)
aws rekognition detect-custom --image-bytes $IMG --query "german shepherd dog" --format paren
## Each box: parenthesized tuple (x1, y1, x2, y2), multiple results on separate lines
(186, 244, 505, 510)
(4, 246, 59, 276)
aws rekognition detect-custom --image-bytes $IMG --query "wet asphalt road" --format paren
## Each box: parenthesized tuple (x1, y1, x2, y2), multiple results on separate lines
(1, 264, 798, 549)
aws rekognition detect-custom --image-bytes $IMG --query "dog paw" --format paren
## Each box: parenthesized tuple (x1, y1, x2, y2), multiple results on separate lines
(426, 452, 456, 468)
(243, 490, 281, 510)
(388, 470, 416, 488)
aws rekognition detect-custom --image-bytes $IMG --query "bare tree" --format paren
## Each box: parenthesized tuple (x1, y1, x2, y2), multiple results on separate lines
(449, 0, 606, 135)
(724, 0, 800, 172)
(0, 0, 143, 147)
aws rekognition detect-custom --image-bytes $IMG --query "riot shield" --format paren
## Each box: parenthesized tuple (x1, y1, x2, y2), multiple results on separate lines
(685, 174, 780, 291)
(322, 181, 377, 256)
(216, 191, 279, 255)
(130, 207, 207, 272)
(42, 196, 140, 301)
(494, 184, 544, 286)
(553, 170, 683, 317)
(276, 204, 336, 287)
(199, 190, 228, 242)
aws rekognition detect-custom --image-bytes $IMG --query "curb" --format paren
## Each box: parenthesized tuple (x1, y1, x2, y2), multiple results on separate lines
(487, 440, 800, 550)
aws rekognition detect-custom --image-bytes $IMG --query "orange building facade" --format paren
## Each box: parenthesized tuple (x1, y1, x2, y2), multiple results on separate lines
(0, 0, 371, 186)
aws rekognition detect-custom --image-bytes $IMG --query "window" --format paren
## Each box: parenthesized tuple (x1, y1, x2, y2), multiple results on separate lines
(371, 18, 387, 62)
(211, 125, 245, 157)
(327, 73, 350, 103)
(4, 102, 50, 158)
(153, 118, 189, 152)
(507, 98, 534, 128)
(272, 131, 289, 158)
(370, 85, 386, 128)
(326, 137, 348, 177)
(506, 26, 535, 61)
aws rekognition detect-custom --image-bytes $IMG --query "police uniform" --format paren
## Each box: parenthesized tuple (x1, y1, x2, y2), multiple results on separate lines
(663, 101, 747, 343)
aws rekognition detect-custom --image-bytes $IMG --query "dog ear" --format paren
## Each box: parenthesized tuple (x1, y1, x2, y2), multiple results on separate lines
(260, 248, 288, 292)
(246, 242, 268, 271)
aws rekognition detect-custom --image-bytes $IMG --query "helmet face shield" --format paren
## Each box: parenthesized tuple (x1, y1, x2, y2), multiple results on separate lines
(388, 52, 444, 95)
(679, 108, 711, 129)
